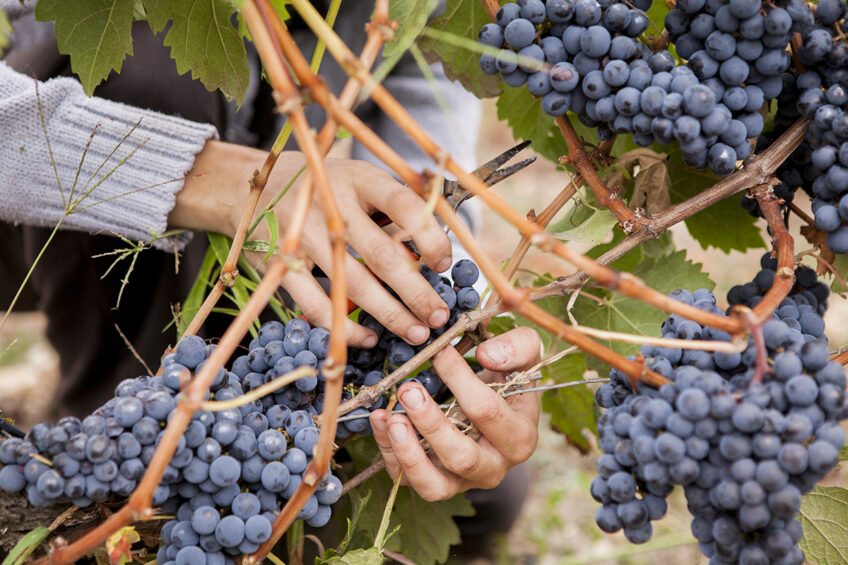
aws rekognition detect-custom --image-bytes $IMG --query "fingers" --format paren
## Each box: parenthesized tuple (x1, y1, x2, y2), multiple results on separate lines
(345, 206, 450, 329)
(399, 382, 508, 486)
(360, 180, 452, 273)
(370, 409, 463, 501)
(431, 341, 539, 464)
(279, 269, 378, 347)
(476, 327, 542, 373)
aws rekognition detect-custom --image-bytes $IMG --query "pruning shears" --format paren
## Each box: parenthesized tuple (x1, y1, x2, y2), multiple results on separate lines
(370, 140, 536, 228)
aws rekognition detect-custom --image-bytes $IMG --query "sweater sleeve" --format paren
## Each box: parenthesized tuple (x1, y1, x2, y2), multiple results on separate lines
(0, 62, 218, 249)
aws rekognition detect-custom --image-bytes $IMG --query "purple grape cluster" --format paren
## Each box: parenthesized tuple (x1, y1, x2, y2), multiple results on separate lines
(0, 257, 483, 563)
(477, 0, 816, 176)
(0, 334, 341, 564)
(755, 0, 848, 252)
(592, 263, 846, 563)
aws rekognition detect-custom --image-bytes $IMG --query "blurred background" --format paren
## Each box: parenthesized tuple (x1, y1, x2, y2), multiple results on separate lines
(1, 99, 846, 565)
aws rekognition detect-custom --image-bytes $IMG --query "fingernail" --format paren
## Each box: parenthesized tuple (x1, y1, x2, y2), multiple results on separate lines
(362, 333, 378, 348)
(407, 325, 428, 344)
(429, 309, 448, 328)
(486, 341, 509, 366)
(400, 386, 424, 410)
(371, 414, 386, 433)
(389, 422, 409, 442)
(436, 257, 451, 273)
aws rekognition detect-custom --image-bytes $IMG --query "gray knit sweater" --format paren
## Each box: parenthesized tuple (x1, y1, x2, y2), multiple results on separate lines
(0, 5, 482, 250)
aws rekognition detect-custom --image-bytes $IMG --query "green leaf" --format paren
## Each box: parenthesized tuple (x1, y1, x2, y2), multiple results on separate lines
(496, 85, 568, 165)
(487, 314, 518, 336)
(800, 486, 848, 565)
(344, 438, 475, 565)
(142, 0, 250, 104)
(555, 208, 618, 244)
(36, 0, 135, 96)
(325, 548, 385, 565)
(384, 0, 438, 59)
(840, 444, 848, 462)
(569, 249, 715, 375)
(829, 255, 848, 293)
(0, 9, 12, 50)
(2, 527, 50, 565)
(540, 354, 598, 452)
(665, 145, 764, 253)
(179, 244, 219, 337)
(418, 0, 501, 98)
(262, 209, 279, 262)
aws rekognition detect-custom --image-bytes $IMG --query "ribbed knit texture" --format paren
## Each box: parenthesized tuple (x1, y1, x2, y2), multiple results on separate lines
(0, 62, 218, 249)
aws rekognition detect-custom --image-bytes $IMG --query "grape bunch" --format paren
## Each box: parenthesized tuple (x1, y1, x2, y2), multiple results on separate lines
(0, 257, 483, 563)
(477, 0, 814, 176)
(0, 334, 342, 563)
(757, 0, 848, 252)
(592, 262, 846, 563)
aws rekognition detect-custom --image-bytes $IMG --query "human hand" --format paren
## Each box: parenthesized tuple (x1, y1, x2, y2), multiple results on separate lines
(369, 327, 541, 501)
(171, 141, 453, 347)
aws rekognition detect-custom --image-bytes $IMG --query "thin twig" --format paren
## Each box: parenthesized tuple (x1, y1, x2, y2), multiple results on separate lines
(113, 323, 154, 377)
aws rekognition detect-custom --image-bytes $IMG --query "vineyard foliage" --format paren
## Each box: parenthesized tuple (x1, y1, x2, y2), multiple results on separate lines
(2, 0, 845, 563)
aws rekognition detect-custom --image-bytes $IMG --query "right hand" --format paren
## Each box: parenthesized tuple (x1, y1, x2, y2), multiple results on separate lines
(171, 140, 453, 348)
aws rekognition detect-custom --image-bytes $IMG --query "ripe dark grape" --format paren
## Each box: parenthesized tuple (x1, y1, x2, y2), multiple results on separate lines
(592, 264, 845, 561)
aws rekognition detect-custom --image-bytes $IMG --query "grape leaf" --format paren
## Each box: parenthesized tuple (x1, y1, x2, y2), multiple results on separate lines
(840, 445, 848, 462)
(325, 548, 385, 565)
(555, 208, 619, 244)
(799, 486, 848, 565)
(665, 145, 764, 253)
(540, 354, 598, 452)
(344, 438, 474, 565)
(36, 0, 135, 96)
(142, 0, 250, 105)
(418, 0, 501, 98)
(568, 249, 715, 375)
(496, 85, 569, 165)
(384, 0, 439, 59)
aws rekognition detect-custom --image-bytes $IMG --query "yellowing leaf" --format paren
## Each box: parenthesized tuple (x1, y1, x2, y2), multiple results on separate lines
(106, 526, 140, 565)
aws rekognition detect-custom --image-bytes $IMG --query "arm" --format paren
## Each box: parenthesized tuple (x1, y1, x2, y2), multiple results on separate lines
(0, 61, 216, 249)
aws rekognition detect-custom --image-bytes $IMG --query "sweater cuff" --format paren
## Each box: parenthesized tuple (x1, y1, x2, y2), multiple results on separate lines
(11, 73, 218, 251)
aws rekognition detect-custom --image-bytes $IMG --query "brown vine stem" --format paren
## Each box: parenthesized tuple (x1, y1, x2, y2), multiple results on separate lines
(486, 179, 580, 309)
(751, 187, 795, 324)
(834, 349, 848, 365)
(534, 118, 810, 303)
(554, 115, 639, 228)
(274, 8, 669, 394)
(480, 0, 499, 19)
(242, 1, 354, 561)
(285, 0, 758, 339)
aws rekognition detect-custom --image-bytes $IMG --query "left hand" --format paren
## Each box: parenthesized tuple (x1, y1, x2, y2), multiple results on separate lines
(369, 327, 541, 501)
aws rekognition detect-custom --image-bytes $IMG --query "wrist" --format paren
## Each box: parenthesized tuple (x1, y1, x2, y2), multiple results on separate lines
(168, 139, 267, 237)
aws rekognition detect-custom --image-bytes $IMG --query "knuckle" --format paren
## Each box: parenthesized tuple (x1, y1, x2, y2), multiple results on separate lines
(407, 285, 438, 312)
(368, 240, 399, 273)
(467, 398, 505, 428)
(508, 424, 538, 464)
(420, 483, 452, 502)
(446, 451, 480, 477)
(378, 304, 408, 332)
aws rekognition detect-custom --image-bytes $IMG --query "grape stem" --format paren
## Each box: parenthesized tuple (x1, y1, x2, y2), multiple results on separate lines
(554, 115, 641, 229)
